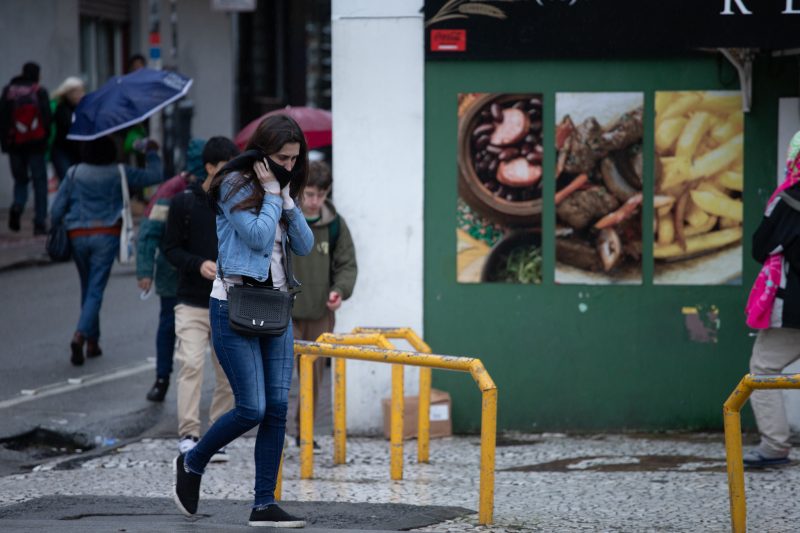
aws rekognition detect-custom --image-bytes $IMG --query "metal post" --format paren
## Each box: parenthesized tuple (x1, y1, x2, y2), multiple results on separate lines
(334, 357, 347, 464)
(390, 363, 404, 480)
(299, 354, 316, 479)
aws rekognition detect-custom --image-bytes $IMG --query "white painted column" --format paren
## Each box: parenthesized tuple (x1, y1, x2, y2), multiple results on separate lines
(331, 0, 425, 434)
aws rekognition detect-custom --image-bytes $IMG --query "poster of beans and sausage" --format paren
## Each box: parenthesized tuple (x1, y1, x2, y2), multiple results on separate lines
(653, 91, 743, 285)
(457, 93, 544, 284)
(555, 92, 644, 285)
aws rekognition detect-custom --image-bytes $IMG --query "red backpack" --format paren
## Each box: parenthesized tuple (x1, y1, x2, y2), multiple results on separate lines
(6, 83, 46, 145)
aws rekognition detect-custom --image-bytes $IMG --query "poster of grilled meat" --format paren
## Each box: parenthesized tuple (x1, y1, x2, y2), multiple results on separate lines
(653, 91, 743, 285)
(457, 93, 543, 284)
(555, 93, 644, 285)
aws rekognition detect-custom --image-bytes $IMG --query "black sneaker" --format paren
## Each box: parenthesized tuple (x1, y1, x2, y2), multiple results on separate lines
(146, 378, 169, 402)
(248, 504, 305, 528)
(8, 205, 21, 232)
(33, 224, 47, 236)
(173, 453, 202, 516)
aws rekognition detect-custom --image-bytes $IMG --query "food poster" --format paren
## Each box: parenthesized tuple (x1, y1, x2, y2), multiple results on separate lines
(457, 93, 544, 284)
(653, 91, 743, 285)
(554, 92, 644, 285)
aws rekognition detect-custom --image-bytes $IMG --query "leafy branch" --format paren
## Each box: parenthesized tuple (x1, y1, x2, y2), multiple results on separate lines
(426, 0, 517, 28)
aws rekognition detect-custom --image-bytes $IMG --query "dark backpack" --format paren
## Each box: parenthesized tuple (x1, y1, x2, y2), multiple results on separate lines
(7, 83, 46, 145)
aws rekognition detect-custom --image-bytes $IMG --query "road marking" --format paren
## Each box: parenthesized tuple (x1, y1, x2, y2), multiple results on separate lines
(0, 360, 155, 410)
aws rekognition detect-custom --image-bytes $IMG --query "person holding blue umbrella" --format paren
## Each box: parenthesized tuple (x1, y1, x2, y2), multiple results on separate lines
(50, 136, 164, 365)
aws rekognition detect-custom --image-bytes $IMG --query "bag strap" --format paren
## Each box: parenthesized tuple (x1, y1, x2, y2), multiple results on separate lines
(54, 165, 78, 224)
(119, 164, 130, 209)
(779, 191, 800, 213)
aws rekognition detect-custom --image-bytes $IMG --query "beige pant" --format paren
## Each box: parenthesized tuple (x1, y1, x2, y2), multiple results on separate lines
(749, 328, 800, 454)
(293, 311, 335, 430)
(175, 304, 234, 438)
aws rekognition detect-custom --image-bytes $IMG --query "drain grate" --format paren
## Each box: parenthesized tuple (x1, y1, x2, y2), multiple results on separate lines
(0, 428, 94, 459)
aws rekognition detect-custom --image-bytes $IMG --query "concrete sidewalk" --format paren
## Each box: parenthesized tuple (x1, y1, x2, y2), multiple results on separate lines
(2, 431, 800, 531)
(0, 208, 50, 271)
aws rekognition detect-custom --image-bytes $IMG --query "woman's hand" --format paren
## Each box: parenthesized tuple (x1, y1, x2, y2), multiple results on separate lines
(254, 158, 280, 194)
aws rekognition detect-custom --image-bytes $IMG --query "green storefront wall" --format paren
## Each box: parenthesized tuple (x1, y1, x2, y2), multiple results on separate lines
(424, 55, 800, 433)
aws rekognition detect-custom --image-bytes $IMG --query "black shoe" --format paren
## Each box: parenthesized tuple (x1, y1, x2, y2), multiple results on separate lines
(8, 205, 21, 232)
(33, 224, 47, 236)
(146, 378, 169, 402)
(248, 504, 306, 528)
(86, 339, 103, 358)
(70, 332, 85, 366)
(173, 453, 201, 516)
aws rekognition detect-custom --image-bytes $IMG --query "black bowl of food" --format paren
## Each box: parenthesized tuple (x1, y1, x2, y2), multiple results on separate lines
(458, 93, 544, 226)
(481, 230, 542, 284)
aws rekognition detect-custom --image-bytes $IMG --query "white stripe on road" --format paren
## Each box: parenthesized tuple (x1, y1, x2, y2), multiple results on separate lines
(0, 360, 155, 410)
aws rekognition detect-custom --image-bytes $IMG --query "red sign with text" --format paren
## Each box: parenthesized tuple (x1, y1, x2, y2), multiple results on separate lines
(430, 29, 466, 52)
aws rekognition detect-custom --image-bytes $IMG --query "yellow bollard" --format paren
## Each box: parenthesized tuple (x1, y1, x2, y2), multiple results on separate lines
(353, 327, 433, 463)
(391, 362, 404, 480)
(293, 339, 497, 524)
(299, 353, 316, 479)
(334, 357, 347, 464)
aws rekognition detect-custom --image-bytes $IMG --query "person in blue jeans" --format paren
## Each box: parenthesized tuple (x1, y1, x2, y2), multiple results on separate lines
(50, 135, 163, 366)
(173, 115, 313, 528)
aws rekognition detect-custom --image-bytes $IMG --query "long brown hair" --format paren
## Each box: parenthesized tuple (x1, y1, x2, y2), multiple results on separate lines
(209, 114, 309, 213)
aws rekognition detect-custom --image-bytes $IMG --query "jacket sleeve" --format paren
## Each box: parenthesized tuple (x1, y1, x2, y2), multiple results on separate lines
(0, 87, 9, 152)
(330, 216, 357, 299)
(163, 194, 205, 275)
(123, 151, 164, 189)
(219, 178, 282, 250)
(136, 202, 168, 280)
(283, 205, 314, 257)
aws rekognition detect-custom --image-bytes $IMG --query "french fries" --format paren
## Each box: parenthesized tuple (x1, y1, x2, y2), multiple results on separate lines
(654, 228, 743, 260)
(654, 91, 743, 263)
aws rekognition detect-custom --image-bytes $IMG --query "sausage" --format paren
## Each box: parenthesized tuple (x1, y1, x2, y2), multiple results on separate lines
(490, 108, 530, 146)
(497, 157, 542, 187)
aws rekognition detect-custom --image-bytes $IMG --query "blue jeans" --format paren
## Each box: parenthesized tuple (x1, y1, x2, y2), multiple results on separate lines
(9, 149, 47, 228)
(185, 297, 294, 508)
(71, 234, 119, 340)
(156, 296, 177, 379)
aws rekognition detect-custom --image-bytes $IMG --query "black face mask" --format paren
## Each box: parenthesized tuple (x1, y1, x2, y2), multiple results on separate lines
(266, 155, 294, 189)
(218, 149, 295, 190)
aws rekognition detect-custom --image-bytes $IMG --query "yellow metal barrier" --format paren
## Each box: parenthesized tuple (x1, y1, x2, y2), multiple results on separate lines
(299, 333, 402, 479)
(724, 373, 800, 533)
(294, 339, 497, 525)
(352, 327, 433, 463)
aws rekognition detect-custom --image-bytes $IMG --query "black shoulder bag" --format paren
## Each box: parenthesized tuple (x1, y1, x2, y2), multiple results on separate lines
(219, 224, 299, 337)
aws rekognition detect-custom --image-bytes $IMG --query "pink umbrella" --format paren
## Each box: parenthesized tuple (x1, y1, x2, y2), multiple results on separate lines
(234, 106, 332, 150)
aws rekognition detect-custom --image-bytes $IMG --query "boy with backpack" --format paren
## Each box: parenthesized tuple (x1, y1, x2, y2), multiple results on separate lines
(162, 136, 239, 457)
(291, 160, 358, 449)
(0, 62, 52, 234)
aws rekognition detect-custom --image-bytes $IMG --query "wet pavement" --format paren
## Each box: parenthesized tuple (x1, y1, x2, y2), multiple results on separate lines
(3, 431, 800, 531)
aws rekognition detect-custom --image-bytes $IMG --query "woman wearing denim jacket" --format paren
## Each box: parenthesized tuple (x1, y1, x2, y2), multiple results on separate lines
(50, 135, 163, 366)
(173, 115, 313, 528)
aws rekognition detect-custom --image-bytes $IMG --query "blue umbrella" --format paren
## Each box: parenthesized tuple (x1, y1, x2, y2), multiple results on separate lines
(67, 68, 193, 141)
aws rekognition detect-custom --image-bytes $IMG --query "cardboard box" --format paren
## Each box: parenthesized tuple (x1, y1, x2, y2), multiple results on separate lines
(382, 388, 452, 440)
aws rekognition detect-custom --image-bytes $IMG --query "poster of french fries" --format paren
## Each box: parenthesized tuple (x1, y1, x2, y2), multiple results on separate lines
(456, 93, 544, 284)
(654, 90, 743, 285)
(554, 92, 644, 285)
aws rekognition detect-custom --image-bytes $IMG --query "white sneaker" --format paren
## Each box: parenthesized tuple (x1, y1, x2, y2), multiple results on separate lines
(178, 435, 198, 454)
(210, 446, 229, 463)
